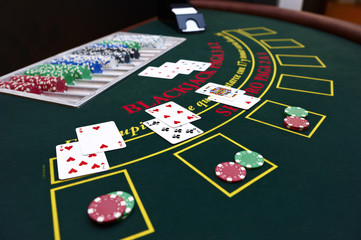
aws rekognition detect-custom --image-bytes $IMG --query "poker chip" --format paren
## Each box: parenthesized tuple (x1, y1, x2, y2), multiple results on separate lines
(51, 56, 104, 73)
(9, 75, 67, 92)
(215, 162, 247, 183)
(108, 191, 135, 220)
(98, 40, 141, 51)
(87, 193, 126, 223)
(73, 46, 129, 64)
(111, 34, 164, 49)
(96, 40, 141, 59)
(234, 150, 264, 169)
(0, 80, 42, 94)
(283, 116, 310, 131)
(284, 106, 308, 118)
(24, 64, 92, 85)
(93, 43, 139, 60)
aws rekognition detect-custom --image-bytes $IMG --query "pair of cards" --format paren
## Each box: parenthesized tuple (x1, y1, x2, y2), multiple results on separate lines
(196, 82, 260, 110)
(143, 101, 203, 144)
(56, 121, 126, 180)
(138, 59, 211, 79)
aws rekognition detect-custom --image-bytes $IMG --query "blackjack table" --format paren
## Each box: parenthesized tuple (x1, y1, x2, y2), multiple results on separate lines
(1, 2, 361, 240)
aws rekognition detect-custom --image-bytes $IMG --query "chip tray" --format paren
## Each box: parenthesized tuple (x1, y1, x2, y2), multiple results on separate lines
(0, 32, 186, 107)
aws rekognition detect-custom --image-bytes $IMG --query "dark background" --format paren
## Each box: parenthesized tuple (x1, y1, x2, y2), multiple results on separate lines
(0, 0, 158, 76)
(0, 0, 327, 76)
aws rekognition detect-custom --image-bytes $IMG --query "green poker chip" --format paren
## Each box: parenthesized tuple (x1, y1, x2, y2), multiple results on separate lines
(24, 64, 92, 85)
(284, 106, 308, 118)
(108, 191, 135, 220)
(234, 150, 264, 169)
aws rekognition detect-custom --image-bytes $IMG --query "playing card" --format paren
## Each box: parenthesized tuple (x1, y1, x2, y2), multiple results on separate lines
(76, 121, 126, 155)
(196, 82, 245, 101)
(56, 142, 109, 180)
(175, 59, 211, 71)
(159, 62, 194, 75)
(145, 101, 201, 128)
(144, 119, 203, 144)
(208, 94, 261, 110)
(138, 66, 178, 79)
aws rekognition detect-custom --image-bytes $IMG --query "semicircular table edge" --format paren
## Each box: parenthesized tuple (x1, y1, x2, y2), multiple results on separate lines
(190, 0, 361, 45)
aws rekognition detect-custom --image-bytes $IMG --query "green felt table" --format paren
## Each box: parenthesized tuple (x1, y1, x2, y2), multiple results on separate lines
(1, 7, 361, 240)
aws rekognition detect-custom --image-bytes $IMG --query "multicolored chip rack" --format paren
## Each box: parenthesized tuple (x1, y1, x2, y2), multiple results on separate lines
(0, 32, 186, 107)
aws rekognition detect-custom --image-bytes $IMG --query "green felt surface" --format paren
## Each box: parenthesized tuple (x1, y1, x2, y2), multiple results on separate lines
(1, 9, 361, 240)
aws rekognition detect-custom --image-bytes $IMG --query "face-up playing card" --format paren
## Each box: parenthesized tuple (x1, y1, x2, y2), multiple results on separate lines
(138, 66, 179, 79)
(56, 142, 109, 180)
(75, 121, 126, 155)
(145, 101, 201, 128)
(196, 82, 245, 101)
(175, 59, 211, 71)
(208, 94, 261, 110)
(158, 62, 194, 75)
(143, 119, 203, 144)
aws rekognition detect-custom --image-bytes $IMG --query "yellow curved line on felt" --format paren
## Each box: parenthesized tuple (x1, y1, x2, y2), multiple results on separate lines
(122, 27, 274, 143)
(106, 29, 278, 171)
(224, 29, 277, 98)
(50, 27, 278, 184)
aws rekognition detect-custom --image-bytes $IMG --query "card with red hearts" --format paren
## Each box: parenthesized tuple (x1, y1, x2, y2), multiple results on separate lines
(175, 59, 211, 71)
(208, 94, 260, 110)
(138, 66, 179, 79)
(75, 121, 126, 155)
(56, 142, 109, 180)
(158, 62, 194, 75)
(145, 101, 201, 128)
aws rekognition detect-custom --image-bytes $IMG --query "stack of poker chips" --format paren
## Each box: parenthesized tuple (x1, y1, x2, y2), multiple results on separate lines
(94, 41, 140, 59)
(91, 44, 135, 62)
(24, 64, 92, 85)
(72, 46, 130, 64)
(0, 80, 42, 94)
(214, 150, 265, 183)
(283, 106, 310, 131)
(50, 55, 107, 73)
(3, 34, 162, 95)
(0, 75, 67, 94)
(98, 40, 141, 51)
(87, 191, 135, 224)
(111, 34, 164, 49)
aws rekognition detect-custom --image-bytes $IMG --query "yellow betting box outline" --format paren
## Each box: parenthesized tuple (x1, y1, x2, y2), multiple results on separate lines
(276, 74, 334, 96)
(275, 54, 326, 68)
(246, 100, 326, 138)
(50, 169, 154, 240)
(49, 27, 278, 185)
(238, 27, 277, 36)
(260, 39, 305, 49)
(173, 133, 278, 198)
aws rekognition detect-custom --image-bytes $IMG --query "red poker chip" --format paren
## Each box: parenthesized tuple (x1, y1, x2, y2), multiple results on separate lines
(9, 75, 67, 92)
(215, 162, 247, 183)
(87, 194, 126, 223)
(0, 80, 42, 94)
(283, 116, 309, 131)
